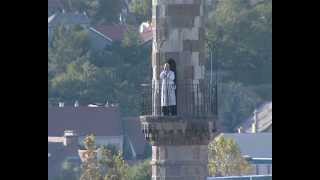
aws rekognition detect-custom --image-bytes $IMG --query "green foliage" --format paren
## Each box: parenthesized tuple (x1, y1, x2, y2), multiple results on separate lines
(104, 152, 130, 180)
(70, 0, 123, 25)
(48, 25, 90, 74)
(80, 134, 103, 180)
(208, 136, 252, 176)
(206, 0, 272, 130)
(207, 0, 272, 86)
(122, 26, 141, 48)
(48, 0, 271, 127)
(218, 82, 262, 131)
(129, 0, 152, 24)
(48, 22, 151, 116)
(80, 134, 132, 180)
(127, 160, 151, 180)
(59, 159, 80, 180)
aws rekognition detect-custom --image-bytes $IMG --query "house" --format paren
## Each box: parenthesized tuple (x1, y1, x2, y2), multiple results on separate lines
(93, 24, 128, 42)
(48, 130, 80, 180)
(88, 27, 113, 51)
(48, 106, 124, 150)
(139, 22, 153, 47)
(219, 133, 272, 175)
(47, 13, 127, 50)
(237, 102, 272, 133)
(48, 105, 124, 179)
(48, 11, 90, 28)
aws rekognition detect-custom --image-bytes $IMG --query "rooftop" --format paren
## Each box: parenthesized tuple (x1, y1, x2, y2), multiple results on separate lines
(48, 106, 122, 137)
(221, 133, 272, 158)
(93, 24, 128, 42)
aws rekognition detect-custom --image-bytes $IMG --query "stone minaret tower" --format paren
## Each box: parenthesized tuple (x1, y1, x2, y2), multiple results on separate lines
(140, 0, 218, 180)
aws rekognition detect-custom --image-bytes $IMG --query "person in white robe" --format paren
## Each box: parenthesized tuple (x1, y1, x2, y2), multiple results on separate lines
(160, 63, 176, 115)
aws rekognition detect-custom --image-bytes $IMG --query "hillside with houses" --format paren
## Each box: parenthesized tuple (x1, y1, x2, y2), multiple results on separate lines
(48, 0, 272, 180)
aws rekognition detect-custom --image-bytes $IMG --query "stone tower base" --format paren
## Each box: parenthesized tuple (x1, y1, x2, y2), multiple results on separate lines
(151, 145, 208, 180)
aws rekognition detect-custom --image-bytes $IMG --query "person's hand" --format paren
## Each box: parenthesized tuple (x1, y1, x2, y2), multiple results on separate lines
(164, 64, 169, 71)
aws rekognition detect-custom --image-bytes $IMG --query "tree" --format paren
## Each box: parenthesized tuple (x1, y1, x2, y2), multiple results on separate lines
(208, 136, 252, 176)
(71, 0, 123, 25)
(127, 160, 151, 180)
(104, 152, 130, 180)
(80, 134, 131, 180)
(59, 159, 80, 180)
(50, 60, 102, 104)
(80, 134, 103, 180)
(48, 25, 90, 75)
(122, 26, 141, 48)
(218, 82, 262, 132)
(206, 0, 272, 86)
(206, 0, 272, 130)
(129, 0, 152, 24)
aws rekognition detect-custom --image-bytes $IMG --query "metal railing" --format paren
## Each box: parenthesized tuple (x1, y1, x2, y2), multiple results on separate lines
(140, 81, 217, 118)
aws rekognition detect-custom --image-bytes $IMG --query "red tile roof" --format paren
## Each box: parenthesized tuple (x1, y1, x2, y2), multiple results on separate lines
(48, 107, 123, 137)
(94, 24, 128, 42)
(140, 28, 153, 44)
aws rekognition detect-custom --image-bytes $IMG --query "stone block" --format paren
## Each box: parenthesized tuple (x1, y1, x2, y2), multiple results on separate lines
(166, 4, 200, 17)
(161, 29, 182, 52)
(182, 27, 199, 40)
(165, 52, 180, 63)
(183, 40, 201, 52)
(167, 16, 195, 28)
(165, 0, 195, 5)
(198, 50, 206, 66)
(184, 66, 194, 79)
(194, 16, 202, 28)
(198, 27, 205, 42)
(166, 166, 181, 176)
(191, 52, 199, 66)
(180, 51, 192, 66)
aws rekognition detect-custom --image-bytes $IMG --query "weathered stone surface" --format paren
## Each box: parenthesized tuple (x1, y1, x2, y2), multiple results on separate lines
(166, 4, 200, 17)
(165, 52, 180, 64)
(183, 40, 201, 52)
(184, 65, 194, 79)
(198, 27, 205, 42)
(140, 116, 214, 146)
(167, 16, 195, 28)
(150, 145, 208, 180)
(143, 0, 216, 180)
(161, 30, 183, 52)
(198, 50, 206, 65)
(180, 51, 192, 65)
(182, 27, 200, 40)
(191, 52, 199, 66)
(194, 16, 202, 28)
(157, 18, 168, 41)
(193, 65, 204, 80)
(163, 0, 196, 5)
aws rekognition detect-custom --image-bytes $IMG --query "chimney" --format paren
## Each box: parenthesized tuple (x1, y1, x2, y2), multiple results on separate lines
(63, 130, 78, 147)
(238, 126, 243, 134)
(105, 101, 109, 107)
(252, 110, 258, 133)
(74, 100, 79, 107)
(59, 102, 64, 107)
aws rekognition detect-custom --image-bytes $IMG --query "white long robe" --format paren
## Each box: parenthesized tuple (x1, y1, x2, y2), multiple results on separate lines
(160, 70, 176, 106)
